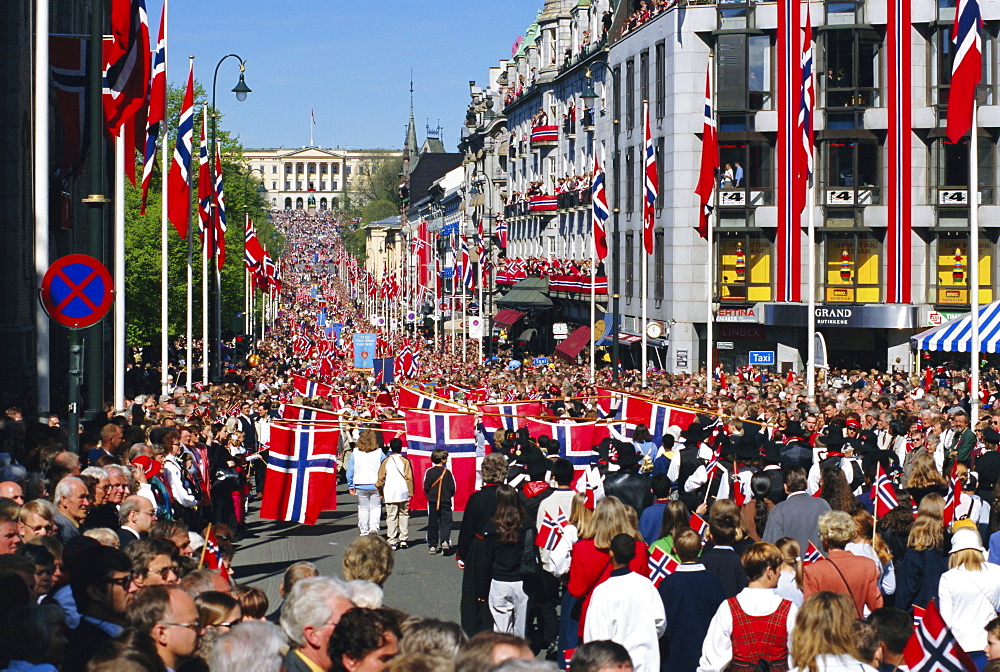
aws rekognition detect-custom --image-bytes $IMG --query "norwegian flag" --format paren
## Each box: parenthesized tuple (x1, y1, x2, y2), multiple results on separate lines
(797, 2, 815, 197)
(913, 605, 926, 629)
(201, 526, 231, 581)
(197, 105, 213, 247)
(732, 473, 749, 506)
(592, 148, 609, 261)
(535, 509, 569, 551)
(102, 0, 150, 135)
(292, 335, 310, 353)
(946, 0, 983, 142)
(873, 462, 899, 518)
(461, 237, 474, 289)
(213, 142, 227, 269)
(525, 418, 612, 486)
(689, 513, 709, 538)
(803, 541, 823, 565)
(642, 101, 657, 255)
(648, 545, 680, 588)
(943, 462, 962, 527)
(494, 218, 508, 249)
(290, 373, 332, 399)
(903, 599, 976, 672)
(140, 3, 164, 214)
(695, 66, 718, 238)
(260, 412, 340, 525)
(614, 394, 696, 449)
(583, 469, 597, 510)
(245, 216, 267, 279)
(51, 36, 91, 181)
(167, 58, 194, 239)
(400, 387, 478, 511)
(479, 401, 543, 447)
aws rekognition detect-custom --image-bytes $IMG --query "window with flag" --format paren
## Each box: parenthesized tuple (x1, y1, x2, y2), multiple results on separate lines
(933, 231, 992, 305)
(823, 29, 880, 111)
(718, 231, 772, 302)
(717, 34, 773, 112)
(933, 137, 994, 204)
(823, 231, 880, 303)
(822, 139, 879, 206)
(932, 23, 993, 108)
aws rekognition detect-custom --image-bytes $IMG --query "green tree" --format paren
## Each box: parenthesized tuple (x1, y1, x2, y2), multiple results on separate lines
(343, 154, 404, 222)
(124, 80, 276, 347)
(360, 199, 398, 225)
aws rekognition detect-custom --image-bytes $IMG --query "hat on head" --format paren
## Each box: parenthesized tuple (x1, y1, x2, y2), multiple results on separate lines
(844, 418, 861, 430)
(817, 426, 849, 448)
(949, 526, 986, 554)
(983, 428, 1000, 444)
(782, 421, 810, 439)
(681, 422, 707, 444)
(132, 455, 161, 480)
(613, 441, 641, 467)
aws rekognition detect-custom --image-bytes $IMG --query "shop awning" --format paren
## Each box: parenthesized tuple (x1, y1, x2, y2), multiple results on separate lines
(911, 300, 1000, 352)
(554, 326, 592, 361)
(493, 309, 526, 327)
(496, 276, 553, 310)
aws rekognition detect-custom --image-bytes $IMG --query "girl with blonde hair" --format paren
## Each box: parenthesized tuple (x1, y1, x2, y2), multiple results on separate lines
(939, 526, 1000, 669)
(775, 537, 804, 607)
(789, 592, 873, 672)
(347, 429, 386, 536)
(895, 493, 950, 610)
(846, 509, 895, 597)
(567, 496, 649, 639)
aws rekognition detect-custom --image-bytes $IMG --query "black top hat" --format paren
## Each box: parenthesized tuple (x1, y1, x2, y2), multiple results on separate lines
(782, 421, 810, 439)
(681, 422, 707, 443)
(613, 440, 641, 468)
(817, 426, 849, 448)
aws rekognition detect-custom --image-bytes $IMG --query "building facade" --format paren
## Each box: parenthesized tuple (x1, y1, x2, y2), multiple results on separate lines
(243, 146, 402, 211)
(461, 0, 1000, 375)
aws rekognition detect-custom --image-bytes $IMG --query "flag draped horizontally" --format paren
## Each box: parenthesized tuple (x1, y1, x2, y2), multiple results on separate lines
(643, 102, 657, 255)
(140, 4, 165, 214)
(167, 59, 194, 238)
(592, 148, 609, 260)
(695, 67, 718, 239)
(946, 0, 983, 142)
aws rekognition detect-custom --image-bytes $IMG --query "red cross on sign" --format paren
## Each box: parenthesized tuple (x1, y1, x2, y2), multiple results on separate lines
(39, 254, 114, 328)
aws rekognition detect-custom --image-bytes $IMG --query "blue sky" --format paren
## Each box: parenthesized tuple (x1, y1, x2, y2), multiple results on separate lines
(159, 0, 544, 151)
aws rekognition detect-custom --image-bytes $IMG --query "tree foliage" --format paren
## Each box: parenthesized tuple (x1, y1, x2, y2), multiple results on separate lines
(124, 80, 277, 347)
(344, 154, 404, 223)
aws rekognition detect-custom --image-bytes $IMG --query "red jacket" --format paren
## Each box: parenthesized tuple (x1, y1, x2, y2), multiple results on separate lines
(567, 538, 649, 635)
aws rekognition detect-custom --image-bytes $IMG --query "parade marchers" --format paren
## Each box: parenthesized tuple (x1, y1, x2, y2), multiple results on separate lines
(4, 210, 1000, 672)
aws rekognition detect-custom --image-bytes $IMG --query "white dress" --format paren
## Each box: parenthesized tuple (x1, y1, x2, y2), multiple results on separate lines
(584, 570, 666, 672)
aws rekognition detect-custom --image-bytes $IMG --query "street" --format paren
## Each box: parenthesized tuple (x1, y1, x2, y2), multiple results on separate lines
(232, 488, 464, 621)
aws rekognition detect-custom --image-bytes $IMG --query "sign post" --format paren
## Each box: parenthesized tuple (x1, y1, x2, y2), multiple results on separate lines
(39, 254, 114, 454)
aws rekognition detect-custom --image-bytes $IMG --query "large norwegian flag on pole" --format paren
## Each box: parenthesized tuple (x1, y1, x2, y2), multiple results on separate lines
(643, 102, 657, 255)
(797, 2, 815, 205)
(614, 393, 697, 448)
(213, 142, 227, 269)
(197, 105, 212, 247)
(777, 0, 803, 301)
(478, 401, 544, 447)
(592, 148, 610, 261)
(140, 3, 165, 214)
(399, 387, 478, 511)
(260, 411, 340, 525)
(167, 58, 194, 239)
(946, 0, 982, 143)
(903, 599, 977, 672)
(102, 0, 150, 134)
(695, 66, 718, 239)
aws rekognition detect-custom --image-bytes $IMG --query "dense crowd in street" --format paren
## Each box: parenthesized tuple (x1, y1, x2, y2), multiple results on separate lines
(3, 210, 1000, 672)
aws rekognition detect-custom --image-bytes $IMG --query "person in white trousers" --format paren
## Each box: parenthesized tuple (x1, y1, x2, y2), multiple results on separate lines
(348, 430, 385, 536)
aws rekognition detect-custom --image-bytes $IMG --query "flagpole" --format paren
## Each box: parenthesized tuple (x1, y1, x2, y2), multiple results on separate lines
(706, 54, 715, 398)
(971, 101, 981, 427)
(160, 3, 170, 398)
(33, 0, 50, 418)
(185, 55, 194, 392)
(114, 135, 126, 412)
(804, 3, 817, 400)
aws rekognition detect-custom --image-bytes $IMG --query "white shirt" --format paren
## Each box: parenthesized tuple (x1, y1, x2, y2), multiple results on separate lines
(790, 654, 878, 672)
(547, 523, 579, 577)
(584, 571, 666, 672)
(536, 488, 577, 573)
(938, 562, 1000, 653)
(162, 455, 197, 508)
(684, 464, 731, 501)
(697, 587, 798, 672)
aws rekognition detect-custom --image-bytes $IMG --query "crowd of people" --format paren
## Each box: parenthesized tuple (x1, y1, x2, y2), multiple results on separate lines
(5, 207, 1000, 672)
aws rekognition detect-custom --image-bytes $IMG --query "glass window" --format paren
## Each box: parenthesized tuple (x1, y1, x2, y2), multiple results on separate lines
(625, 148, 634, 213)
(625, 233, 635, 297)
(626, 59, 635, 129)
(654, 231, 665, 300)
(656, 138, 665, 209)
(640, 51, 649, 107)
(822, 140, 879, 205)
(655, 42, 666, 118)
(826, 0, 860, 24)
(718, 0, 750, 29)
(718, 34, 773, 112)
(823, 232, 880, 303)
(718, 139, 774, 206)
(934, 232, 992, 304)
(718, 232, 772, 302)
(933, 137, 994, 204)
(613, 66, 622, 124)
(823, 29, 879, 109)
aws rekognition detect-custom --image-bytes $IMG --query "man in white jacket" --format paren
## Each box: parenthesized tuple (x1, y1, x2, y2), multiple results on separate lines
(584, 533, 666, 672)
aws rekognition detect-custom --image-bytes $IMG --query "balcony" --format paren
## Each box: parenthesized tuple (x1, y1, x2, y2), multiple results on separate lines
(531, 125, 559, 148)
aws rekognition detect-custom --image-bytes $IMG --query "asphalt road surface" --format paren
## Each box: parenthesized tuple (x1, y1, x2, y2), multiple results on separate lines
(231, 488, 464, 622)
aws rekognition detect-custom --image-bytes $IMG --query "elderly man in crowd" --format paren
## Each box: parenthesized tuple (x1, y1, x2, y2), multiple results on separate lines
(280, 576, 356, 672)
(53, 476, 91, 544)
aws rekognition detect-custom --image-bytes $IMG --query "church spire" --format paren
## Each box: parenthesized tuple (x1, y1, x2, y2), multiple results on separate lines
(404, 73, 418, 173)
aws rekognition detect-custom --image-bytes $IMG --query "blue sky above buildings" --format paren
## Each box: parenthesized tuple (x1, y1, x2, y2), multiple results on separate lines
(160, 0, 544, 150)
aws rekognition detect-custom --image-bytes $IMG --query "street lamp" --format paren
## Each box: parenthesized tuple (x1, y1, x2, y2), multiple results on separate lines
(209, 54, 251, 382)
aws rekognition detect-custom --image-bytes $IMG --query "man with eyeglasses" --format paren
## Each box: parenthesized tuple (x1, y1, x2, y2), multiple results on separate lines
(53, 476, 91, 544)
(118, 495, 156, 549)
(64, 545, 136, 672)
(82, 466, 119, 531)
(104, 464, 130, 505)
(126, 585, 201, 672)
(125, 538, 180, 588)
